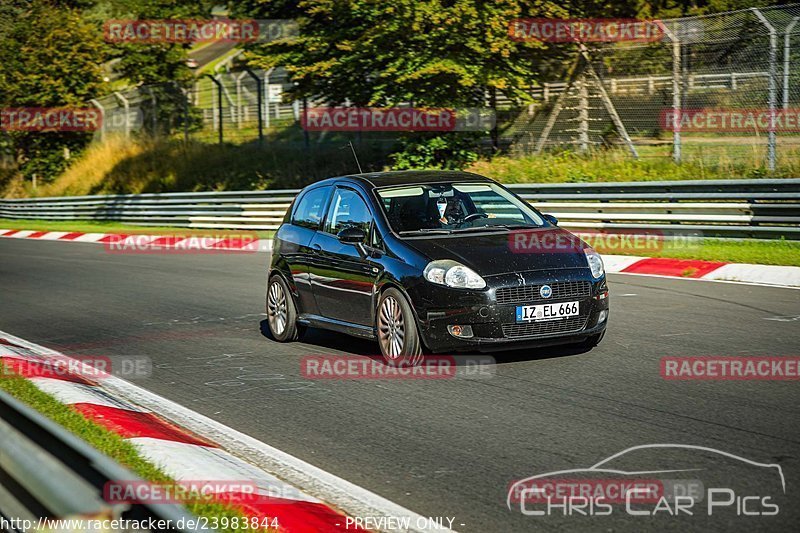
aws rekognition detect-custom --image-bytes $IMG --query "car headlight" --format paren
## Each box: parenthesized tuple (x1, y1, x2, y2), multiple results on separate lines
(584, 247, 605, 279)
(424, 260, 486, 289)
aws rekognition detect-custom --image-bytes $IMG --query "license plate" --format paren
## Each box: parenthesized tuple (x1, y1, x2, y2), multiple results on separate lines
(516, 301, 579, 322)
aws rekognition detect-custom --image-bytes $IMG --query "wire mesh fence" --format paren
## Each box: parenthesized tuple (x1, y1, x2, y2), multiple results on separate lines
(506, 4, 800, 170)
(84, 5, 800, 170)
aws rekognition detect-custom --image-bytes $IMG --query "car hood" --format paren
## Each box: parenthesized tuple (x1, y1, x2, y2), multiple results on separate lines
(402, 227, 590, 276)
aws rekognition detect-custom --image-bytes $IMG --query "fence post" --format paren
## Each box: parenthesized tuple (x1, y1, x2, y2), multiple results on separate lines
(235, 71, 248, 127)
(784, 17, 799, 109)
(302, 98, 309, 149)
(753, 8, 777, 171)
(663, 23, 682, 163)
(171, 82, 189, 145)
(89, 99, 105, 142)
(244, 68, 264, 147)
(112, 91, 130, 139)
(263, 68, 274, 128)
(145, 86, 157, 135)
(543, 83, 550, 103)
(577, 78, 589, 153)
(205, 74, 224, 144)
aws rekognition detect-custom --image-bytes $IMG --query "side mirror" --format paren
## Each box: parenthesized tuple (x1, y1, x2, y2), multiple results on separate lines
(543, 214, 558, 226)
(337, 226, 367, 244)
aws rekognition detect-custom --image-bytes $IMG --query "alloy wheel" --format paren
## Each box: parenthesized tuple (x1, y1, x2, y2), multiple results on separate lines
(267, 280, 287, 335)
(378, 296, 405, 359)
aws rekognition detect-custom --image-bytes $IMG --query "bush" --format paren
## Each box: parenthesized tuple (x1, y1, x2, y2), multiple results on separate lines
(391, 134, 481, 170)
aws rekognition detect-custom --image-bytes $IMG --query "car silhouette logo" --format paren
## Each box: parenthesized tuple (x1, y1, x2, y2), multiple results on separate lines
(507, 443, 787, 511)
(540, 285, 552, 299)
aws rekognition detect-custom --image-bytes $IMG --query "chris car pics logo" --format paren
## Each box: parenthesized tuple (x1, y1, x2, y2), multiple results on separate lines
(508, 444, 785, 518)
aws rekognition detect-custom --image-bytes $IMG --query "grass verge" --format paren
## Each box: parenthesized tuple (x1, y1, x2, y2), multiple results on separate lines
(0, 372, 266, 532)
(589, 237, 800, 267)
(469, 147, 800, 184)
(645, 238, 800, 267)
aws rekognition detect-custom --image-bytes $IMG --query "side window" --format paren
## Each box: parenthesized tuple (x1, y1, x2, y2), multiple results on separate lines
(324, 188, 372, 240)
(292, 186, 331, 230)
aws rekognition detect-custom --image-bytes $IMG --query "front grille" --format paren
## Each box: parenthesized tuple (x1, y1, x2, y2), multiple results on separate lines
(496, 280, 591, 305)
(501, 316, 589, 339)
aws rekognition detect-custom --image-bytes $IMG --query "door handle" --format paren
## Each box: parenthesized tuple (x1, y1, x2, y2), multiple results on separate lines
(312, 243, 322, 250)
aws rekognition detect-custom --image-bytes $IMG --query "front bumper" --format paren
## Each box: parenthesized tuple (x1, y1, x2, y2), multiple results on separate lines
(410, 269, 609, 353)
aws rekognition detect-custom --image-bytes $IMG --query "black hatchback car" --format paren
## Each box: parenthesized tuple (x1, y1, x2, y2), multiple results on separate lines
(266, 171, 608, 365)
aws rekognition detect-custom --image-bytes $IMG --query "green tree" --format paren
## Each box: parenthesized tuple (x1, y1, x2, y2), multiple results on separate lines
(0, 0, 106, 182)
(243, 0, 565, 167)
(104, 0, 214, 86)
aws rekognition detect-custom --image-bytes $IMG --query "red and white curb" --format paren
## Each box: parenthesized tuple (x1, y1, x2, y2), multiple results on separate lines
(2, 228, 798, 288)
(0, 229, 275, 252)
(0, 332, 452, 533)
(603, 254, 800, 289)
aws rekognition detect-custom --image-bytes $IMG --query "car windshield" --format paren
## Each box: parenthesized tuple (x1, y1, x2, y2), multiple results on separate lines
(376, 182, 545, 234)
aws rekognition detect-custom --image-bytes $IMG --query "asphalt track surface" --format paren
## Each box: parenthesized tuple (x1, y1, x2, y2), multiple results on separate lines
(188, 41, 237, 69)
(1, 238, 798, 532)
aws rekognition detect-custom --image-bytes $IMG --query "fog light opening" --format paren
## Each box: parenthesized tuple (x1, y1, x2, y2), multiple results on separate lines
(598, 310, 608, 324)
(448, 324, 474, 338)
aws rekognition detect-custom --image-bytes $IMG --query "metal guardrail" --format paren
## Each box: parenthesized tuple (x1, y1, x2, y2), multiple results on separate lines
(0, 388, 200, 532)
(1, 179, 799, 239)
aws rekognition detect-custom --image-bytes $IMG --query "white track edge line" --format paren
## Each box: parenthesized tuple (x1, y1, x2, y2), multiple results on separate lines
(610, 271, 800, 290)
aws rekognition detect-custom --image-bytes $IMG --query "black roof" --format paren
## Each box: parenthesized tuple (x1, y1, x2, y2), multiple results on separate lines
(334, 170, 494, 189)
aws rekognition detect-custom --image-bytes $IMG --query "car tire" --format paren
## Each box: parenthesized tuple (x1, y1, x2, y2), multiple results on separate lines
(267, 275, 301, 342)
(376, 288, 423, 366)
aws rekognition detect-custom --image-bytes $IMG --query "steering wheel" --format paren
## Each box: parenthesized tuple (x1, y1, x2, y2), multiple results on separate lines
(454, 212, 489, 227)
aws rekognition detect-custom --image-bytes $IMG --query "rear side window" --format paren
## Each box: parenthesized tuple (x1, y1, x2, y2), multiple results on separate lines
(292, 186, 331, 229)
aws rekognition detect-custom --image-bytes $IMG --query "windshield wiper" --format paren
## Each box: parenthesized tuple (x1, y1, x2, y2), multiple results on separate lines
(451, 224, 538, 233)
(399, 228, 453, 235)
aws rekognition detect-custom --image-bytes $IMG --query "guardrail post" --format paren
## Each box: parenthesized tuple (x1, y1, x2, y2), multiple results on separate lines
(245, 68, 264, 147)
(204, 74, 224, 144)
(753, 8, 777, 171)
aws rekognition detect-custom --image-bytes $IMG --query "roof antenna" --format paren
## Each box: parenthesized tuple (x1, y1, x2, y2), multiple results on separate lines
(348, 141, 363, 174)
